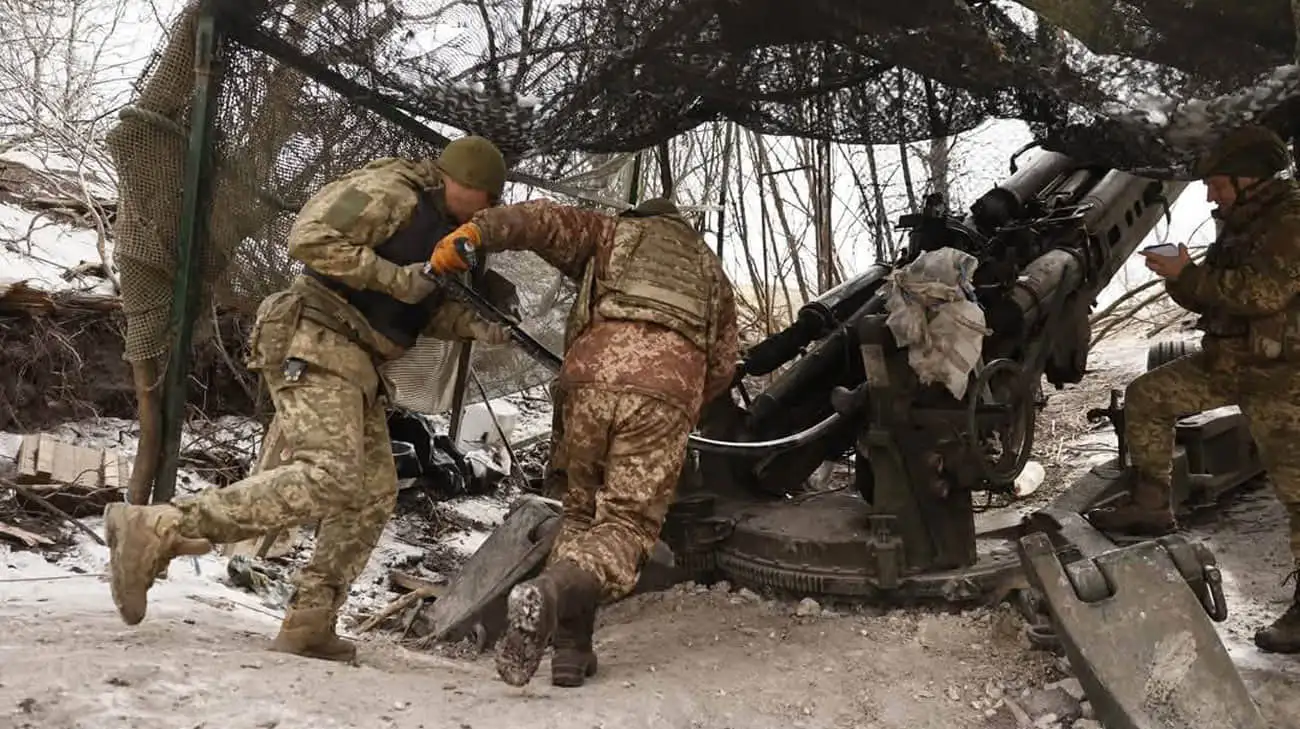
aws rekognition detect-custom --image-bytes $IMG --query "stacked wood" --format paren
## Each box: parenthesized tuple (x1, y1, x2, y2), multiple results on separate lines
(13, 433, 128, 517)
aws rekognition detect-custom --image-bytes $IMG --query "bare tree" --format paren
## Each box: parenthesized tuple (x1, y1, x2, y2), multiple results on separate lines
(0, 0, 161, 293)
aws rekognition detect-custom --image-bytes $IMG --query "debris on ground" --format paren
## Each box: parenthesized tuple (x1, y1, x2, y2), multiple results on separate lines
(2, 331, 1299, 728)
(13, 432, 127, 516)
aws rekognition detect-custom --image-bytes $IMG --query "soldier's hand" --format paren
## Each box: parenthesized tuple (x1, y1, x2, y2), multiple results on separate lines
(429, 223, 482, 275)
(1142, 243, 1192, 279)
(468, 320, 511, 346)
(395, 262, 440, 304)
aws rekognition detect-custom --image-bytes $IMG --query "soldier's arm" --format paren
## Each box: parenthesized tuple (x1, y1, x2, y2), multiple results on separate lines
(702, 272, 741, 404)
(1174, 220, 1300, 316)
(422, 300, 502, 341)
(287, 165, 424, 300)
(1162, 276, 1208, 314)
(471, 200, 612, 280)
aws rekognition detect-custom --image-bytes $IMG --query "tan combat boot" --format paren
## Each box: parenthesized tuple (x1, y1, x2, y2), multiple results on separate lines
(269, 606, 358, 663)
(496, 559, 601, 687)
(550, 579, 601, 687)
(1255, 573, 1300, 654)
(103, 502, 213, 625)
(1085, 476, 1177, 536)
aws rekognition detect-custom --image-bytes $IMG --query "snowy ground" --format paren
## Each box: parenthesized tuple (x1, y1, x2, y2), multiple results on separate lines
(0, 147, 118, 295)
(4, 332, 1300, 729)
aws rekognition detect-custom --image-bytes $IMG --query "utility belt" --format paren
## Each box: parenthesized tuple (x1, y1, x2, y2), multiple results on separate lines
(1201, 312, 1300, 363)
(297, 303, 386, 364)
(289, 275, 402, 363)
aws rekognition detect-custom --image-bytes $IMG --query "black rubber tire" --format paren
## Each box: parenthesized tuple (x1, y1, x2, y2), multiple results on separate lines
(1146, 339, 1202, 371)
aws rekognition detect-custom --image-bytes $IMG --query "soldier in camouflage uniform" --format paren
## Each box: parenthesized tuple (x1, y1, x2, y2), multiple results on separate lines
(102, 136, 514, 662)
(428, 196, 740, 687)
(1085, 124, 1300, 653)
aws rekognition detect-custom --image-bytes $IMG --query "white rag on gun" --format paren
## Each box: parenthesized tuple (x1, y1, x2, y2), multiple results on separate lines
(882, 247, 990, 399)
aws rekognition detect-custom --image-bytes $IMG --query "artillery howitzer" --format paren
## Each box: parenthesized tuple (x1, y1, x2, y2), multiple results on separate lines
(674, 148, 1213, 599)
(424, 147, 1269, 728)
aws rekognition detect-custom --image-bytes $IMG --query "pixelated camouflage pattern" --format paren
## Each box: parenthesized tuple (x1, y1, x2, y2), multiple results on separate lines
(471, 199, 740, 420)
(283, 157, 463, 360)
(1125, 177, 1300, 554)
(1168, 179, 1300, 363)
(575, 214, 718, 352)
(288, 274, 505, 364)
(175, 360, 397, 610)
(289, 158, 442, 296)
(174, 282, 409, 611)
(541, 378, 569, 501)
(544, 385, 694, 601)
(1125, 352, 1300, 562)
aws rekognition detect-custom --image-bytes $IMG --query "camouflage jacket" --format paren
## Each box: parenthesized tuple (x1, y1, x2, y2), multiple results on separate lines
(285, 157, 502, 361)
(1168, 178, 1300, 364)
(471, 200, 740, 419)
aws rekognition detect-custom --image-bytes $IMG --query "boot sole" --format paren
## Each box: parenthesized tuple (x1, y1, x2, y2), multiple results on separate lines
(496, 582, 551, 687)
(268, 640, 359, 663)
(104, 503, 147, 626)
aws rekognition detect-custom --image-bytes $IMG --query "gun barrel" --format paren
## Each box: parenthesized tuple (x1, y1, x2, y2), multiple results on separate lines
(743, 264, 889, 376)
(970, 151, 1075, 231)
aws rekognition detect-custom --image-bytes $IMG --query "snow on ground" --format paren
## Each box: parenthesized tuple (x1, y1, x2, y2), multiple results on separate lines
(0, 147, 119, 199)
(0, 202, 114, 294)
(5, 334, 1300, 728)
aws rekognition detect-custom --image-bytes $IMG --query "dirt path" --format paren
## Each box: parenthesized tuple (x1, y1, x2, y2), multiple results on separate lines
(1, 536, 1057, 729)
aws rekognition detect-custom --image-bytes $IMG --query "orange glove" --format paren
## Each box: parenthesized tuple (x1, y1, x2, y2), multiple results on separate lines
(428, 223, 482, 275)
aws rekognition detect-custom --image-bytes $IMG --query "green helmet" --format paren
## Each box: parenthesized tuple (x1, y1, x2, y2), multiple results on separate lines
(1195, 125, 1291, 180)
(436, 136, 507, 199)
(621, 197, 680, 218)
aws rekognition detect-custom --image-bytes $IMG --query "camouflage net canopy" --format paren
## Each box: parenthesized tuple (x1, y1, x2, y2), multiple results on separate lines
(107, 0, 1300, 411)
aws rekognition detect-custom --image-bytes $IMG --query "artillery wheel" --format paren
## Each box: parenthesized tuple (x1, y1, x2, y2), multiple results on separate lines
(967, 359, 1036, 487)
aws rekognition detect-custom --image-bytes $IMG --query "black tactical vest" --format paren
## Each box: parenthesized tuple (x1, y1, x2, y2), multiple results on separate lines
(306, 189, 455, 349)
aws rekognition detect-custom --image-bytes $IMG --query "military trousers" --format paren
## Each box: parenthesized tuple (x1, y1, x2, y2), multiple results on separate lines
(173, 349, 398, 613)
(546, 384, 693, 602)
(1126, 351, 1300, 562)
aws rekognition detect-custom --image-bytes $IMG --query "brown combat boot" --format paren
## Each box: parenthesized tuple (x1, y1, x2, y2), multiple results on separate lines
(550, 578, 601, 687)
(269, 606, 358, 663)
(104, 503, 213, 625)
(1085, 475, 1177, 536)
(496, 559, 601, 687)
(1255, 572, 1300, 654)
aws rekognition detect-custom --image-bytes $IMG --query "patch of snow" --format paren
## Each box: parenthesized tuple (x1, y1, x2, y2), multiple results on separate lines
(348, 527, 429, 616)
(0, 202, 114, 294)
(447, 494, 510, 527)
(1, 517, 286, 630)
(1, 409, 527, 623)
(0, 147, 118, 200)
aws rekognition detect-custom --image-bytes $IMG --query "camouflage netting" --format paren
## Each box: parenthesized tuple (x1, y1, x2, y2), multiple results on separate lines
(108, 0, 1300, 412)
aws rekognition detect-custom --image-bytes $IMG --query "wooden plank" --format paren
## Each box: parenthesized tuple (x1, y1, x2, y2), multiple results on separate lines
(34, 434, 55, 480)
(0, 521, 54, 548)
(15, 434, 40, 481)
(75, 444, 103, 489)
(102, 451, 122, 491)
(47, 438, 77, 487)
